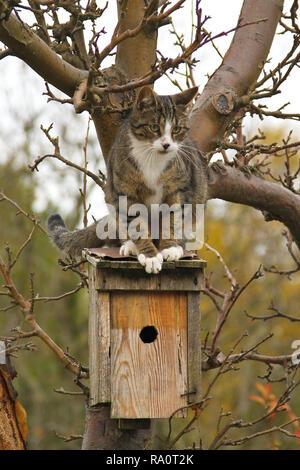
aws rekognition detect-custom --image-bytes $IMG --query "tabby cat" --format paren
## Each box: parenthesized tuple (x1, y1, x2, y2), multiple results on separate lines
(48, 86, 208, 274)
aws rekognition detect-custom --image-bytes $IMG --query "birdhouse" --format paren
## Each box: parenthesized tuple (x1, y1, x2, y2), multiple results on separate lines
(84, 247, 205, 422)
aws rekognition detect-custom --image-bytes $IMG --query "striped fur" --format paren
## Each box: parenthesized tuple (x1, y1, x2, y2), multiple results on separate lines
(48, 87, 208, 269)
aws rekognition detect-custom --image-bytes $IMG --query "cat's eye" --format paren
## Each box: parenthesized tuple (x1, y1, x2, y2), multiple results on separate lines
(149, 124, 160, 133)
(172, 126, 181, 134)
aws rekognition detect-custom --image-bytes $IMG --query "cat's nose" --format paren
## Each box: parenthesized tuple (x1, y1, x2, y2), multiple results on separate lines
(162, 143, 170, 150)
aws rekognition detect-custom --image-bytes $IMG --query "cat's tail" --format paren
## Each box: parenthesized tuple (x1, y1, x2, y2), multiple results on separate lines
(47, 213, 107, 258)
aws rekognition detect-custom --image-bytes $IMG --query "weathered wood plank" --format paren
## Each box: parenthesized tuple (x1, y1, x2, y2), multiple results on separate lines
(110, 291, 188, 418)
(84, 252, 206, 270)
(187, 292, 201, 404)
(94, 266, 204, 292)
(88, 265, 111, 405)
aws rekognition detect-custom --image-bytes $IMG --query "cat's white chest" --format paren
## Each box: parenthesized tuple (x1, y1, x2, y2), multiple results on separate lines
(129, 134, 175, 205)
(141, 160, 164, 204)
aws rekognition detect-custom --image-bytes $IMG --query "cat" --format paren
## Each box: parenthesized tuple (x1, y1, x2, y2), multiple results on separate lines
(48, 86, 208, 274)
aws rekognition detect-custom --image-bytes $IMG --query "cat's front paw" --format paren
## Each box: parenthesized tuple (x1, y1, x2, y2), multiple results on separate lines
(138, 253, 163, 274)
(120, 240, 137, 257)
(161, 245, 184, 261)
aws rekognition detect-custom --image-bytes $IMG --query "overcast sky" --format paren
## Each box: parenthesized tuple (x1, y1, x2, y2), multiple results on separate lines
(0, 0, 299, 218)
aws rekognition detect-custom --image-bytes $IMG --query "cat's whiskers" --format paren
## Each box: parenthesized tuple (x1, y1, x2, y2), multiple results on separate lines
(120, 143, 153, 164)
(175, 152, 186, 171)
(177, 145, 203, 171)
(178, 151, 201, 171)
(145, 146, 158, 165)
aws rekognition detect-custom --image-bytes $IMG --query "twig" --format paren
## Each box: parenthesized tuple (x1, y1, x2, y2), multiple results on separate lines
(53, 430, 83, 442)
(0, 191, 47, 235)
(94, 0, 185, 68)
(105, 11, 267, 94)
(33, 282, 85, 303)
(9, 222, 37, 271)
(28, 124, 106, 189)
(0, 257, 88, 379)
(246, 302, 300, 323)
(81, 117, 91, 228)
(53, 387, 84, 396)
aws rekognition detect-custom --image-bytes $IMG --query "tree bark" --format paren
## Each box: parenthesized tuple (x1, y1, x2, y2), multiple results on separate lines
(115, 0, 158, 79)
(93, 0, 159, 161)
(189, 0, 284, 152)
(82, 405, 151, 450)
(187, 0, 300, 249)
(208, 162, 300, 249)
(0, 360, 26, 450)
(0, 13, 87, 96)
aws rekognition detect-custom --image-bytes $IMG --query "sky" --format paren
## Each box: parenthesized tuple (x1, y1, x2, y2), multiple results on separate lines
(0, 0, 299, 219)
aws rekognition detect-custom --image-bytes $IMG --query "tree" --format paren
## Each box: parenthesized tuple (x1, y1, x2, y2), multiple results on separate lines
(0, 0, 300, 450)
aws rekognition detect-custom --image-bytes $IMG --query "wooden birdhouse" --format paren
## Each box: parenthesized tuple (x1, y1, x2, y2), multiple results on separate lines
(84, 247, 206, 421)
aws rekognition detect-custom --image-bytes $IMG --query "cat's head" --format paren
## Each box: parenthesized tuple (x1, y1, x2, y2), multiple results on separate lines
(129, 86, 198, 155)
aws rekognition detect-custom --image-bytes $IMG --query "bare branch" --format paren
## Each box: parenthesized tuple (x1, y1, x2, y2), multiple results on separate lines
(0, 256, 88, 379)
(0, 191, 47, 235)
(28, 124, 106, 189)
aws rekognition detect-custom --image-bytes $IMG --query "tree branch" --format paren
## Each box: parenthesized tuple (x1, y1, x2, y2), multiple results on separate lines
(190, 0, 284, 152)
(91, 0, 161, 161)
(0, 12, 87, 96)
(0, 256, 88, 379)
(207, 162, 300, 249)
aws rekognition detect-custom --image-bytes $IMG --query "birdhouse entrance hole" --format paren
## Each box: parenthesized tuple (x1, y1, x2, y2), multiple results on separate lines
(139, 325, 158, 343)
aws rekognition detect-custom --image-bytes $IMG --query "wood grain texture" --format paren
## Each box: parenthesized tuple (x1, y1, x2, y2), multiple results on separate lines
(110, 291, 188, 418)
(88, 265, 111, 405)
(93, 265, 204, 292)
(84, 252, 206, 270)
(0, 365, 26, 450)
(187, 292, 201, 404)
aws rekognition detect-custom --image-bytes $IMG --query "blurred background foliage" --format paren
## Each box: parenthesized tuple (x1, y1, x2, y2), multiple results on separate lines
(0, 96, 99, 449)
(0, 67, 299, 450)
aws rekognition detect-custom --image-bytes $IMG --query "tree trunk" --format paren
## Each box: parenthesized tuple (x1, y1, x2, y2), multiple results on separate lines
(190, 0, 284, 152)
(0, 359, 26, 450)
(82, 405, 151, 450)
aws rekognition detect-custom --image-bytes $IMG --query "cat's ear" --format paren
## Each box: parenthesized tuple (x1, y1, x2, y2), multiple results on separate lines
(135, 86, 157, 110)
(172, 87, 198, 106)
